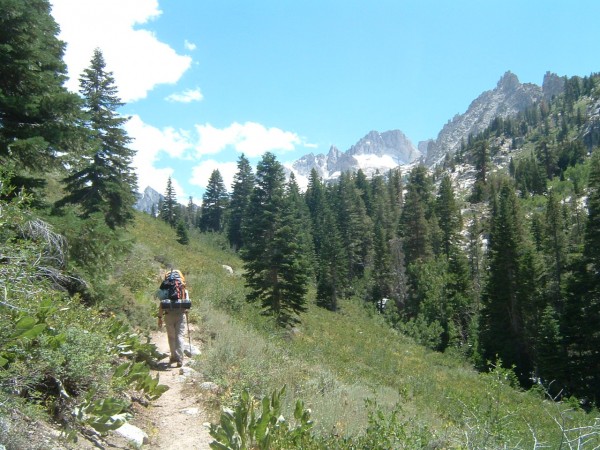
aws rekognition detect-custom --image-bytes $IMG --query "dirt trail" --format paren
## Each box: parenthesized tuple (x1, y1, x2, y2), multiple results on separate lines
(135, 325, 212, 449)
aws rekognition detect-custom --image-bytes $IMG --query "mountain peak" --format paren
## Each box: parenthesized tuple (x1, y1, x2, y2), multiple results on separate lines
(290, 130, 421, 187)
(497, 71, 520, 90)
(424, 70, 549, 166)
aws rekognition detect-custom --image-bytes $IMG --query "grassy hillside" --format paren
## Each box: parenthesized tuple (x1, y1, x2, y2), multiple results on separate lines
(127, 212, 599, 448)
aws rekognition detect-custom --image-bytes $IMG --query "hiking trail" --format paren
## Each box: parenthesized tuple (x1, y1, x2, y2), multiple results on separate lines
(131, 325, 212, 449)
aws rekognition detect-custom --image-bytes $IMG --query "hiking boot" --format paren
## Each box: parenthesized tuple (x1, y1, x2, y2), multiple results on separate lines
(176, 361, 183, 368)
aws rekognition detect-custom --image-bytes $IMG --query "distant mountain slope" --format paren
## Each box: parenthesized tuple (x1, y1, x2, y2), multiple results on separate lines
(424, 71, 565, 166)
(288, 71, 566, 186)
(289, 129, 421, 187)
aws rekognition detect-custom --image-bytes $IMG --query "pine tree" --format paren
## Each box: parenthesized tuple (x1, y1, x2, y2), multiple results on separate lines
(186, 196, 196, 228)
(176, 220, 189, 245)
(436, 174, 463, 258)
(0, 0, 82, 196)
(305, 170, 347, 310)
(543, 190, 568, 307)
(199, 169, 229, 232)
(470, 140, 490, 203)
(227, 154, 254, 251)
(563, 148, 600, 402)
(335, 172, 373, 281)
(161, 177, 178, 227)
(315, 202, 346, 311)
(241, 153, 310, 325)
(480, 180, 542, 382)
(57, 48, 137, 229)
(400, 165, 433, 263)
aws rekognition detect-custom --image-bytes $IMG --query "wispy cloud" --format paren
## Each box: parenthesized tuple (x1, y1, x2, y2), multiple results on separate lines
(50, 0, 192, 102)
(184, 39, 197, 51)
(166, 88, 204, 103)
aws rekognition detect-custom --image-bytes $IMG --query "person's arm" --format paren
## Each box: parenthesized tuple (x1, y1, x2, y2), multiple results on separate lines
(158, 303, 164, 328)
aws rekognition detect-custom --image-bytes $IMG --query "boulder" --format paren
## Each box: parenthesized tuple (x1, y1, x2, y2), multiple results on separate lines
(114, 423, 148, 447)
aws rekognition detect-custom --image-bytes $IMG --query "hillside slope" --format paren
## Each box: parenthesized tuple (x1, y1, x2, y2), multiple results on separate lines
(122, 213, 600, 448)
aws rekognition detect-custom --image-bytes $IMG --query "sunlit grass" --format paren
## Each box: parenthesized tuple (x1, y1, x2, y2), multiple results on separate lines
(128, 211, 600, 448)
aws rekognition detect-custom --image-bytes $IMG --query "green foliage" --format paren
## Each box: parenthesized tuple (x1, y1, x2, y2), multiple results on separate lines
(241, 153, 312, 325)
(72, 393, 132, 434)
(56, 48, 137, 229)
(355, 398, 433, 449)
(113, 361, 169, 400)
(176, 219, 190, 244)
(0, 0, 83, 196)
(209, 387, 315, 450)
(200, 169, 229, 232)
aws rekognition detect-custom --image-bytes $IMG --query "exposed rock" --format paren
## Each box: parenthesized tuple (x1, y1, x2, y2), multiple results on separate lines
(184, 343, 201, 357)
(542, 71, 566, 101)
(134, 186, 163, 214)
(199, 381, 220, 393)
(425, 71, 547, 166)
(179, 366, 199, 378)
(180, 407, 200, 416)
(114, 423, 149, 447)
(290, 130, 421, 185)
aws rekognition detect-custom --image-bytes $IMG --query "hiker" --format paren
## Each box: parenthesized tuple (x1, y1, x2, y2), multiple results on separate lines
(157, 269, 190, 368)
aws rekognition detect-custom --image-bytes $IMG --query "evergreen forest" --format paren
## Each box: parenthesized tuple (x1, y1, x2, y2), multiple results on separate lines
(2, 1, 600, 448)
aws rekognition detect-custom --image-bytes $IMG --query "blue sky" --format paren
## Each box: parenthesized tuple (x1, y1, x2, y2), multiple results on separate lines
(50, 0, 600, 202)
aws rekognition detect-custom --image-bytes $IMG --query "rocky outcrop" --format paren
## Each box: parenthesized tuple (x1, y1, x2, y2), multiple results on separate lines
(424, 71, 546, 166)
(134, 186, 163, 214)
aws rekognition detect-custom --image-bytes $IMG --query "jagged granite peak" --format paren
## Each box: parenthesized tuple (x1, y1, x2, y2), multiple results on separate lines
(290, 130, 421, 185)
(424, 71, 559, 166)
(134, 186, 163, 214)
(542, 71, 566, 101)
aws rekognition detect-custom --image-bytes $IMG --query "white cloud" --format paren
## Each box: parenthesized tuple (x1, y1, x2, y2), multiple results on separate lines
(166, 88, 204, 103)
(125, 115, 192, 195)
(50, 0, 192, 102)
(124, 113, 308, 199)
(190, 160, 238, 193)
(193, 122, 301, 157)
(184, 40, 197, 51)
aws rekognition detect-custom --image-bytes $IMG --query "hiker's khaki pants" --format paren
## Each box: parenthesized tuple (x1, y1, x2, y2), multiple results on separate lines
(164, 310, 186, 363)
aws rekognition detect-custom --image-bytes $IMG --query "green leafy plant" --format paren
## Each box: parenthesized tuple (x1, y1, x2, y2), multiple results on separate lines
(113, 361, 169, 400)
(0, 313, 47, 367)
(209, 386, 314, 450)
(72, 392, 132, 434)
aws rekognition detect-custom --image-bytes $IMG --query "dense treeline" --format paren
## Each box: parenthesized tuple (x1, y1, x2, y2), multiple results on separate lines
(175, 72, 600, 405)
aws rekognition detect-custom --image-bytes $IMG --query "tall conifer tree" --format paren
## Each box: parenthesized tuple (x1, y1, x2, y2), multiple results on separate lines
(227, 154, 254, 251)
(58, 48, 137, 228)
(0, 0, 82, 195)
(336, 173, 373, 281)
(199, 169, 229, 232)
(480, 180, 542, 382)
(160, 176, 178, 227)
(241, 153, 310, 325)
(563, 148, 600, 402)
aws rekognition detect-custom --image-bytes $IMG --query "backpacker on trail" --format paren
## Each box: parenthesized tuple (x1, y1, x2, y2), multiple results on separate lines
(159, 269, 191, 310)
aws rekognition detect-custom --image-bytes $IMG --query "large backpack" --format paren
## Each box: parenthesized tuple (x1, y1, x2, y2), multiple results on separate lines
(160, 270, 191, 309)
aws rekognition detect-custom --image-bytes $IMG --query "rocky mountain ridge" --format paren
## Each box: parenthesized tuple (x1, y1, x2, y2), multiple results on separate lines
(289, 129, 421, 186)
(424, 71, 565, 166)
(290, 71, 566, 184)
